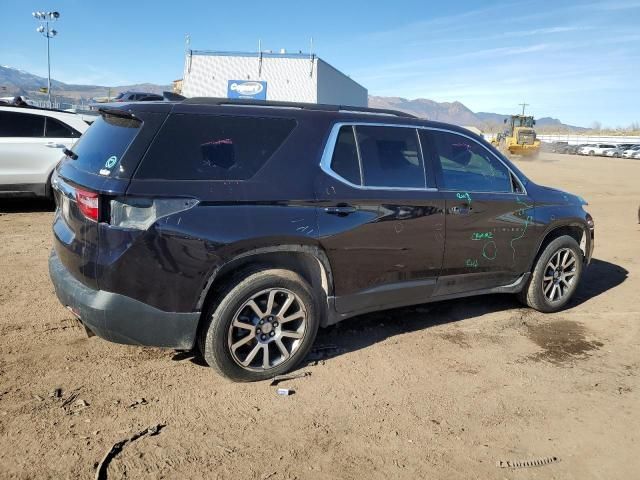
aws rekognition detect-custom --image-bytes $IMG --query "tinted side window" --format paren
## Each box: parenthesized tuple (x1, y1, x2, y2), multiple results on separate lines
(136, 114, 296, 180)
(432, 131, 511, 192)
(0, 111, 45, 137)
(330, 126, 361, 185)
(355, 126, 424, 188)
(45, 117, 81, 138)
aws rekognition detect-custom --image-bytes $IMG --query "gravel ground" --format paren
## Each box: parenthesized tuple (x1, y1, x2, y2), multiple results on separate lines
(0, 153, 638, 479)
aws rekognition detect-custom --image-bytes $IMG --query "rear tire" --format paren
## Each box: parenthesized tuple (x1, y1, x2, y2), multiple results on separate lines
(198, 267, 319, 382)
(517, 235, 583, 313)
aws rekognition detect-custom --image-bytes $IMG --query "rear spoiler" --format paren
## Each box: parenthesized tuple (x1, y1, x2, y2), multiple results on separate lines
(98, 107, 138, 120)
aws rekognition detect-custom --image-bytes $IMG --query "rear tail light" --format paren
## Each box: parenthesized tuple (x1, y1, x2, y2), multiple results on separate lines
(75, 188, 99, 222)
(110, 197, 198, 230)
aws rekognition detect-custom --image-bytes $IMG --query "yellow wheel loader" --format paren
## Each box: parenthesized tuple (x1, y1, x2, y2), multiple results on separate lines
(491, 114, 541, 157)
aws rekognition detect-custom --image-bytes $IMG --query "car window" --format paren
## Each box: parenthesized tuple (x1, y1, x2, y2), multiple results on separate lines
(45, 117, 81, 138)
(0, 111, 45, 137)
(69, 113, 142, 176)
(136, 114, 296, 180)
(330, 126, 361, 185)
(355, 125, 425, 188)
(431, 131, 512, 192)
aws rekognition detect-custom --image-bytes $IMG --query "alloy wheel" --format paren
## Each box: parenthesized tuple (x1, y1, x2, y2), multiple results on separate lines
(542, 248, 578, 303)
(227, 288, 307, 371)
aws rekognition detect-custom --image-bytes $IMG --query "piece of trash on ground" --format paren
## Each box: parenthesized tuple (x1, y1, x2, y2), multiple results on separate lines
(128, 398, 148, 408)
(276, 388, 294, 396)
(94, 424, 165, 480)
(60, 387, 83, 411)
(497, 456, 559, 468)
(269, 371, 311, 386)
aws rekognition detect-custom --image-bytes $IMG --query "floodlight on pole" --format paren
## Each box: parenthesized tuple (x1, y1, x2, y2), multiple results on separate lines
(32, 10, 60, 107)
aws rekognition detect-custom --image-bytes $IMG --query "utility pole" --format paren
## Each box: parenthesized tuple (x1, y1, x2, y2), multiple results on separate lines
(519, 102, 529, 116)
(33, 11, 60, 108)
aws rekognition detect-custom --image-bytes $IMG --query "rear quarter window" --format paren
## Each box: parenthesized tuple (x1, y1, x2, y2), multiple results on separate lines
(45, 117, 81, 138)
(135, 114, 296, 180)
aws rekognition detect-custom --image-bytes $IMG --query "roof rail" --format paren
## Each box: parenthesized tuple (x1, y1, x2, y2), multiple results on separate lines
(0, 103, 76, 115)
(181, 97, 416, 118)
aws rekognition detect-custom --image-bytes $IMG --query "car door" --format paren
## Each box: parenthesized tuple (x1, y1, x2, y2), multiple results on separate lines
(0, 110, 49, 189)
(43, 116, 82, 175)
(316, 123, 445, 315)
(421, 128, 536, 296)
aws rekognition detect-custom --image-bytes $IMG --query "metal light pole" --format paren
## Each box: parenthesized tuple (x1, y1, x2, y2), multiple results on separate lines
(32, 11, 60, 108)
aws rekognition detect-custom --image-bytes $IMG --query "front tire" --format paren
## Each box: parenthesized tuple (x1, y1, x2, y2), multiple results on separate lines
(198, 267, 319, 382)
(517, 235, 583, 313)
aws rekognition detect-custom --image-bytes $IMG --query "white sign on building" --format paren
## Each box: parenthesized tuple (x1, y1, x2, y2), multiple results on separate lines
(181, 50, 368, 107)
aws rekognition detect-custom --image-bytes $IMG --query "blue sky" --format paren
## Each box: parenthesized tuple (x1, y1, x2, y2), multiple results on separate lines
(1, 0, 639, 126)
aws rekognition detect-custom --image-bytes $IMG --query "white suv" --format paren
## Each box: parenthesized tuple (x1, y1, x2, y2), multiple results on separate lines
(0, 106, 89, 198)
(577, 143, 617, 156)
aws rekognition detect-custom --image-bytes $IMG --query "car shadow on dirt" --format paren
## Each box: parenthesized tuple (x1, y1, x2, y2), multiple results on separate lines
(0, 198, 55, 213)
(305, 258, 627, 364)
(173, 258, 626, 369)
(570, 258, 628, 307)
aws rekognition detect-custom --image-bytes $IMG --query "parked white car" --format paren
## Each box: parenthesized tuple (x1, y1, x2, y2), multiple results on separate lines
(622, 145, 640, 158)
(603, 147, 624, 157)
(577, 143, 618, 156)
(0, 106, 89, 198)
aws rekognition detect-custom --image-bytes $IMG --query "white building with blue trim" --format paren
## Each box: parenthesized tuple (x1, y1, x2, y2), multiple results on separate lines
(181, 50, 368, 107)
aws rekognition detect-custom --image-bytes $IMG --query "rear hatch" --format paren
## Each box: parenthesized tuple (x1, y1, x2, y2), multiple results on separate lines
(52, 104, 169, 289)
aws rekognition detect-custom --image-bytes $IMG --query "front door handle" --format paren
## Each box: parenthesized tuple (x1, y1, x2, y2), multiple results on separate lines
(324, 205, 357, 216)
(45, 142, 66, 148)
(449, 205, 472, 215)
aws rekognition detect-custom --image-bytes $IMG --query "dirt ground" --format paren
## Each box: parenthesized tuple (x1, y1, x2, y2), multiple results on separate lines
(0, 153, 638, 479)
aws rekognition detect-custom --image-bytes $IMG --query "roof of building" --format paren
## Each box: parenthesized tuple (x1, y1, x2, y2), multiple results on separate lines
(190, 49, 314, 60)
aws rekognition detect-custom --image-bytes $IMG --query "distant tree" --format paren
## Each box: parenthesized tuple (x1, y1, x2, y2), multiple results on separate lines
(590, 121, 602, 131)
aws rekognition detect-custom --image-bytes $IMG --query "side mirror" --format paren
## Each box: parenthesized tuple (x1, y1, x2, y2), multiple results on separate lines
(533, 120, 536, 125)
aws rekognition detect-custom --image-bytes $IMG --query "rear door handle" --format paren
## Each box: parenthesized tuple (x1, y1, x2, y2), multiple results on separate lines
(324, 205, 356, 216)
(45, 142, 66, 148)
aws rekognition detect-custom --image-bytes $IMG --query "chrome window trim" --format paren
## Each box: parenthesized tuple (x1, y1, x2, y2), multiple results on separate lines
(320, 122, 436, 192)
(352, 125, 365, 186)
(415, 128, 429, 189)
(319, 122, 528, 195)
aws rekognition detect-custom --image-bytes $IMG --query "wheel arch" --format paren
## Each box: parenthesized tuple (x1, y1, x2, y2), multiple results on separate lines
(196, 245, 335, 328)
(527, 222, 589, 272)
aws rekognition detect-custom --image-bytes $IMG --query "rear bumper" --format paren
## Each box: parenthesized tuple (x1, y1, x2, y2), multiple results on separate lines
(48, 250, 200, 349)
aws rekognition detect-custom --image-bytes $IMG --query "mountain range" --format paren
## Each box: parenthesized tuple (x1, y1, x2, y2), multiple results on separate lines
(1, 66, 582, 131)
(368, 96, 581, 131)
(0, 65, 170, 100)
